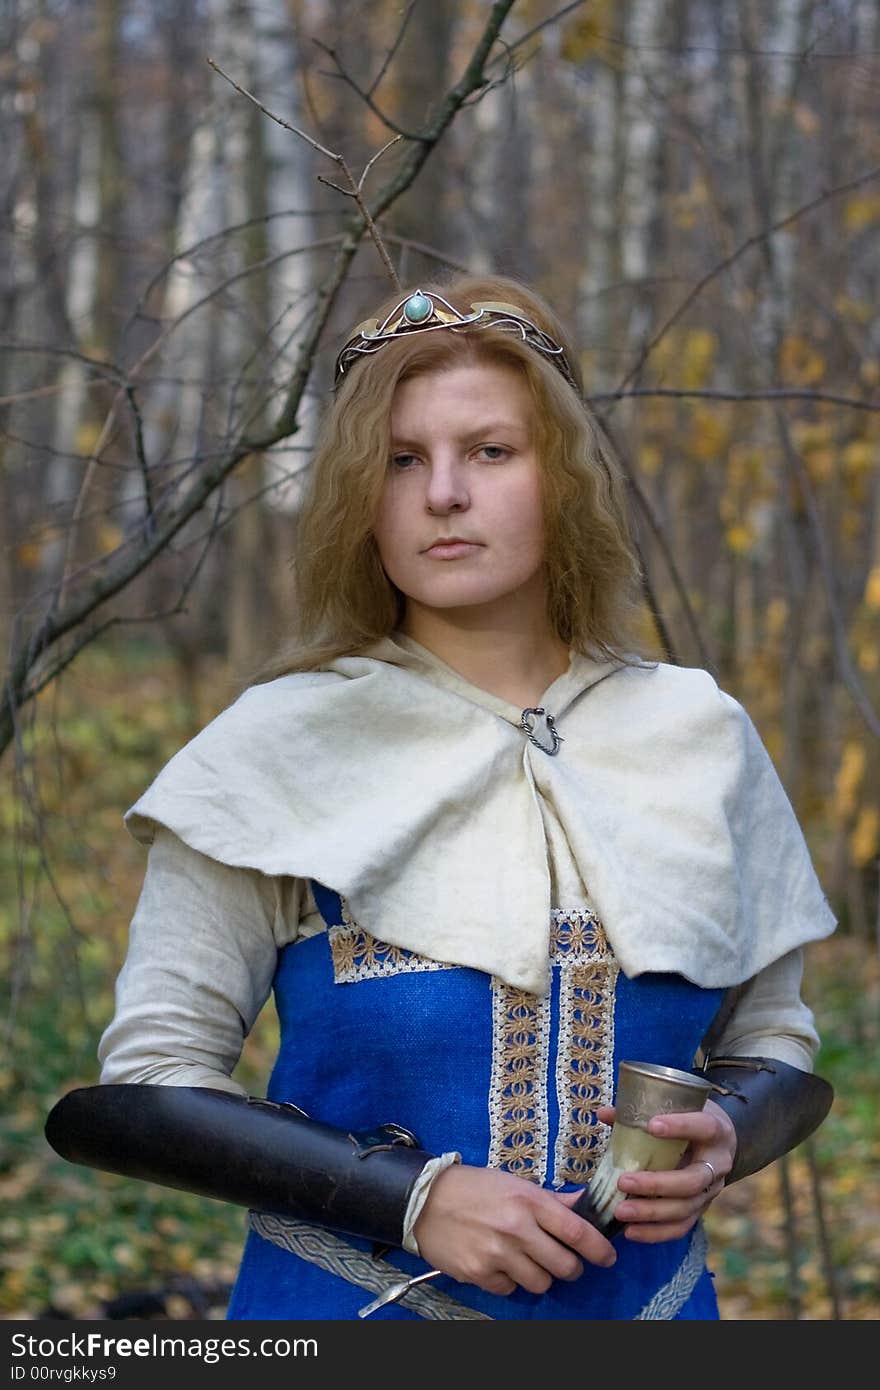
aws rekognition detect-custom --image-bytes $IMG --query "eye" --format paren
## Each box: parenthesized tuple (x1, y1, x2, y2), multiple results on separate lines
(390, 452, 421, 469)
(476, 445, 510, 462)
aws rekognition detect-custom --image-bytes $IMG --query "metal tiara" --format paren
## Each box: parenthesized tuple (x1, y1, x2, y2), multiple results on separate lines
(333, 289, 579, 391)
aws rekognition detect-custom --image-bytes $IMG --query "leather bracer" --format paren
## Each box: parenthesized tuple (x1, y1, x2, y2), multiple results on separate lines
(44, 1085, 437, 1249)
(703, 1057, 834, 1185)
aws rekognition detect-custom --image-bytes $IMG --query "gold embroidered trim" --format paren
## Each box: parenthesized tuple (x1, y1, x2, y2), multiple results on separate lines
(327, 901, 618, 1194)
(487, 978, 551, 1182)
(551, 908, 617, 1186)
(328, 923, 452, 983)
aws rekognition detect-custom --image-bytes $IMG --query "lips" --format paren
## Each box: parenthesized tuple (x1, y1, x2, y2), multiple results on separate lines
(424, 538, 483, 558)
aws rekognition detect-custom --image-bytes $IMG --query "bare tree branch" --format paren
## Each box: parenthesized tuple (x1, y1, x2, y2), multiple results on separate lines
(208, 57, 402, 290)
(774, 410, 880, 739)
(367, 0, 420, 98)
(1, 0, 522, 760)
(612, 162, 880, 398)
(591, 387, 880, 412)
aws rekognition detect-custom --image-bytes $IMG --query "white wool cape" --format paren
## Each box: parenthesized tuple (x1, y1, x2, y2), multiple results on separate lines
(125, 639, 837, 997)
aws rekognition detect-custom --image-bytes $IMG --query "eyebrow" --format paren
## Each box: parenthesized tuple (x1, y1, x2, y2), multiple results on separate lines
(390, 420, 530, 446)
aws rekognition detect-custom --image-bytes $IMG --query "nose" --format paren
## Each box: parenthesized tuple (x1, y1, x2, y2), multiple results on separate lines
(425, 454, 470, 514)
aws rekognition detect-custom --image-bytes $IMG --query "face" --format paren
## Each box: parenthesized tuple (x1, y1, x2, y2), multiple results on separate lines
(372, 361, 548, 628)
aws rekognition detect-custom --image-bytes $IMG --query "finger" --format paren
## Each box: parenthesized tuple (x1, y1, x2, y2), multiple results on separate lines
(646, 1110, 721, 1145)
(618, 1156, 727, 1205)
(502, 1251, 557, 1297)
(689, 1157, 725, 1193)
(503, 1229, 594, 1295)
(482, 1270, 518, 1297)
(540, 1197, 618, 1267)
(623, 1214, 699, 1244)
(525, 1228, 586, 1284)
(614, 1191, 704, 1226)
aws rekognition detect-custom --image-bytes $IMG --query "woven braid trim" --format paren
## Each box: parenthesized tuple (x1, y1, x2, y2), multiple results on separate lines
(634, 1223, 709, 1319)
(248, 1213, 706, 1321)
(247, 1213, 491, 1320)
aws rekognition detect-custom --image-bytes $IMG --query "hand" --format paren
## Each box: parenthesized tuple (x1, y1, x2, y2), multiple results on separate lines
(413, 1162, 618, 1297)
(598, 1099, 737, 1243)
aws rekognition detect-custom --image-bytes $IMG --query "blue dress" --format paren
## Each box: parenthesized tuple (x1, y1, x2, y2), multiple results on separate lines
(226, 880, 723, 1321)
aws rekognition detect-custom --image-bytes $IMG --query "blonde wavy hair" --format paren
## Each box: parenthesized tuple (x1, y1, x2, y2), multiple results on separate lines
(256, 272, 644, 680)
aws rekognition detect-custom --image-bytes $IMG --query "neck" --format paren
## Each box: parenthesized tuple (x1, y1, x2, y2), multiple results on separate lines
(400, 602, 570, 709)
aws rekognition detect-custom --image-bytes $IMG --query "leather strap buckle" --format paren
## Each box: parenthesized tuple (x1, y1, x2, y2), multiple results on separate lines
(349, 1120, 422, 1159)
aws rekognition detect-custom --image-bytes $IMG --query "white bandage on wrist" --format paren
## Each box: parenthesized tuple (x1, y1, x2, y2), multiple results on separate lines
(401, 1151, 461, 1255)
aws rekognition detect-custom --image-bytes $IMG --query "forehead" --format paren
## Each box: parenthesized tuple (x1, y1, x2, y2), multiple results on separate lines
(390, 361, 534, 435)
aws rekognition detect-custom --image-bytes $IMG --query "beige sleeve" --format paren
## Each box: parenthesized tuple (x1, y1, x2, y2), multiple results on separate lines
(713, 947, 820, 1071)
(98, 827, 303, 1092)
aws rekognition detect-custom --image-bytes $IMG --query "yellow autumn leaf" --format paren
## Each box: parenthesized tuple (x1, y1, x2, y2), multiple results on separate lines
(725, 524, 753, 554)
(779, 335, 825, 385)
(673, 205, 697, 230)
(857, 642, 878, 673)
(632, 602, 666, 654)
(727, 444, 751, 487)
(805, 447, 835, 483)
(850, 805, 880, 868)
(833, 293, 874, 325)
(648, 334, 679, 375)
(74, 420, 103, 455)
(681, 329, 717, 389)
(835, 741, 866, 818)
(686, 405, 728, 462)
(560, 0, 614, 62)
(16, 541, 42, 570)
(866, 567, 880, 610)
(718, 493, 737, 525)
(843, 440, 875, 473)
(764, 597, 789, 637)
(638, 443, 662, 476)
(791, 420, 832, 451)
(860, 359, 880, 386)
(98, 522, 124, 554)
(763, 728, 784, 764)
(844, 193, 880, 233)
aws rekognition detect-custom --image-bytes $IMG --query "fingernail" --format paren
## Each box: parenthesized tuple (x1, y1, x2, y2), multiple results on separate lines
(603, 1250, 617, 1267)
(649, 1118, 668, 1135)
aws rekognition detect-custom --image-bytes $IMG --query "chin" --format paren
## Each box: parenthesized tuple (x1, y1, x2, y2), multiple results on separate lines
(407, 583, 513, 611)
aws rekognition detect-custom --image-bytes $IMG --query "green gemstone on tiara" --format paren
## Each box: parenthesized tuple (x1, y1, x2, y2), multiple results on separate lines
(333, 289, 579, 392)
(403, 292, 432, 324)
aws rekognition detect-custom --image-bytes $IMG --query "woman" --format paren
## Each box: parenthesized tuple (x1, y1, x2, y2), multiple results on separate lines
(45, 273, 836, 1321)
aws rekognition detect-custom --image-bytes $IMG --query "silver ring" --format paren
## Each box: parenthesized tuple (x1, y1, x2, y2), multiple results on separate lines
(698, 1159, 718, 1191)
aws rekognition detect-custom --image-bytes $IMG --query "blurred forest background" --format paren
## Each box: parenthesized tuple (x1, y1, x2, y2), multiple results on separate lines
(2, 0, 879, 1320)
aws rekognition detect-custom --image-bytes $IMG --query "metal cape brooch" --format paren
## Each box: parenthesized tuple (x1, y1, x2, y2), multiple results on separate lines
(333, 289, 579, 392)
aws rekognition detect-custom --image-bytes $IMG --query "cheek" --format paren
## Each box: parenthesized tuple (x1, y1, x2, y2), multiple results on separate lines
(507, 477, 547, 556)
(372, 483, 396, 547)
(372, 486, 410, 574)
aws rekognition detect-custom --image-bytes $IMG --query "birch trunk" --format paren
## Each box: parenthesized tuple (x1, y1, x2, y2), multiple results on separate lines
(578, 4, 628, 392)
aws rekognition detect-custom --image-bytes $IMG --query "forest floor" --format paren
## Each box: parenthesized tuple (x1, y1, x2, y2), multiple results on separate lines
(1, 644, 878, 1320)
